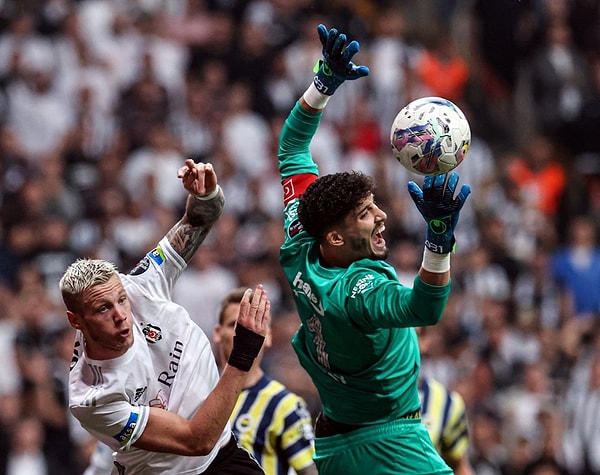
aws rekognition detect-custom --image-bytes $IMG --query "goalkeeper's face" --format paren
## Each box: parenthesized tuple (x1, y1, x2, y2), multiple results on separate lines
(339, 193, 388, 262)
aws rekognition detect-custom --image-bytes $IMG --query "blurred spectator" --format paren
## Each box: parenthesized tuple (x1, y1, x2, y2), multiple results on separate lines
(33, 214, 79, 305)
(2, 26, 74, 162)
(389, 237, 421, 287)
(513, 245, 561, 330)
(415, 30, 470, 104)
(459, 246, 511, 335)
(449, 106, 498, 251)
(528, 20, 594, 145)
(477, 296, 541, 390)
(499, 361, 554, 451)
(469, 409, 507, 474)
(169, 71, 219, 161)
(551, 215, 600, 322)
(281, 14, 327, 103)
(220, 81, 272, 180)
(225, 20, 275, 118)
(476, 213, 523, 294)
(23, 325, 83, 474)
(120, 124, 187, 210)
(6, 416, 48, 475)
(506, 133, 567, 220)
(562, 342, 600, 474)
(367, 6, 419, 143)
(173, 243, 239, 338)
(0, 391, 22, 473)
(243, 0, 306, 51)
(117, 52, 171, 152)
(469, 0, 537, 96)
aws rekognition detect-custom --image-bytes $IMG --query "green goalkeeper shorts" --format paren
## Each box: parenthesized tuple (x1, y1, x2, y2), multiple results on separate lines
(313, 417, 453, 475)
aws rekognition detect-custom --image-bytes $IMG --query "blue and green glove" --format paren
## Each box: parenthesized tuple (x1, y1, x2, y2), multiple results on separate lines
(408, 173, 471, 254)
(313, 24, 369, 95)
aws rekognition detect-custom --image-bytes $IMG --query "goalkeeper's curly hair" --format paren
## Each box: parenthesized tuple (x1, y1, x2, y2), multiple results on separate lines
(298, 171, 375, 240)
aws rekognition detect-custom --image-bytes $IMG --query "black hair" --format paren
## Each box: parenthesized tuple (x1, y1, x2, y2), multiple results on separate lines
(298, 171, 375, 240)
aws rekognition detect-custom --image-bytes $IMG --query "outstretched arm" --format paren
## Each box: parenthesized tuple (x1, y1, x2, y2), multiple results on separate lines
(278, 24, 369, 206)
(134, 285, 270, 455)
(166, 159, 225, 262)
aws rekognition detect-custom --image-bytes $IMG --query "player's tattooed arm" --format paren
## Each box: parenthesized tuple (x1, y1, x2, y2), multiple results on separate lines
(167, 188, 225, 262)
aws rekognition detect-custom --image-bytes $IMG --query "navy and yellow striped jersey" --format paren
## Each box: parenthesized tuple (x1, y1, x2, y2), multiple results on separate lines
(419, 376, 470, 463)
(231, 375, 315, 475)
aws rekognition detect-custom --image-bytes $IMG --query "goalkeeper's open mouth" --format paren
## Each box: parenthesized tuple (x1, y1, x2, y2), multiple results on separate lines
(372, 224, 386, 251)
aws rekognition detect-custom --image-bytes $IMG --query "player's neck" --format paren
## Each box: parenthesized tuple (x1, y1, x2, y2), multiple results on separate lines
(319, 244, 351, 268)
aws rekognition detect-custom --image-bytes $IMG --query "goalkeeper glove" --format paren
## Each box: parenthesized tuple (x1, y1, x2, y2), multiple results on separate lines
(408, 172, 471, 254)
(313, 24, 369, 96)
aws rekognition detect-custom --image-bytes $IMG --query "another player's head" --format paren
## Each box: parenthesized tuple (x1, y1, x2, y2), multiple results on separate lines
(298, 171, 388, 265)
(60, 259, 134, 359)
(214, 287, 272, 370)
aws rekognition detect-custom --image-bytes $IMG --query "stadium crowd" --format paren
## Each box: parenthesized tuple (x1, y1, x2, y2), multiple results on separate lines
(0, 0, 599, 473)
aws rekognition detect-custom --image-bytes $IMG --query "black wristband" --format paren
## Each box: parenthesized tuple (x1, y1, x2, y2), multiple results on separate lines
(228, 324, 265, 372)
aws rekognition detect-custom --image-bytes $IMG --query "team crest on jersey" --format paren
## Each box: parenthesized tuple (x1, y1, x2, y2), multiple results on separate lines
(235, 414, 254, 433)
(141, 323, 162, 343)
(129, 256, 150, 275)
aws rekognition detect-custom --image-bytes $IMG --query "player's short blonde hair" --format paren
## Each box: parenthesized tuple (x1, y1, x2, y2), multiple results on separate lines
(59, 259, 118, 313)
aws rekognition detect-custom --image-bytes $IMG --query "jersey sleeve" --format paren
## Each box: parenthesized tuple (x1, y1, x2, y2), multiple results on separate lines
(125, 237, 186, 302)
(344, 262, 451, 329)
(440, 390, 470, 462)
(71, 401, 150, 452)
(278, 101, 322, 247)
(278, 395, 315, 472)
(278, 101, 322, 181)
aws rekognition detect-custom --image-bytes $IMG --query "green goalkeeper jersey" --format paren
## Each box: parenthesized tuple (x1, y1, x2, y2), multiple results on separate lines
(278, 102, 451, 426)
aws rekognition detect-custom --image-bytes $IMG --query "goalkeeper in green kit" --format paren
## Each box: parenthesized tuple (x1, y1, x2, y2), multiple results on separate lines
(277, 24, 471, 475)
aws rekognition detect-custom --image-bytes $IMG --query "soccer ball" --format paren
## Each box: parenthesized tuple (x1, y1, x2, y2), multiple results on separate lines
(390, 97, 471, 176)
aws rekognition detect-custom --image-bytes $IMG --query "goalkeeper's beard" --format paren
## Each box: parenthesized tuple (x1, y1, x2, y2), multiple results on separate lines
(348, 235, 389, 261)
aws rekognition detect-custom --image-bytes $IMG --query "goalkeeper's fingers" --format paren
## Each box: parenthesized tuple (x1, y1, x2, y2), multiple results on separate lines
(325, 27, 339, 55)
(343, 40, 360, 63)
(317, 24, 328, 47)
(407, 181, 425, 209)
(455, 184, 472, 210)
(347, 64, 369, 79)
(444, 172, 471, 211)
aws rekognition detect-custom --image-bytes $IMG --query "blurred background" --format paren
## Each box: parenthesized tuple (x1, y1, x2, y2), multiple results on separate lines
(0, 0, 599, 473)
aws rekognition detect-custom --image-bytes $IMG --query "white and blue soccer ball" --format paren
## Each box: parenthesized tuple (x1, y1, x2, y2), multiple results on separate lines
(390, 97, 471, 176)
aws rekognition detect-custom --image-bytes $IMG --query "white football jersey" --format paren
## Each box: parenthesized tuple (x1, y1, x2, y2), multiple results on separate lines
(69, 237, 231, 474)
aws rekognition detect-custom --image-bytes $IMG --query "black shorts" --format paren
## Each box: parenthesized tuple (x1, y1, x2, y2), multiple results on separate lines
(202, 434, 264, 474)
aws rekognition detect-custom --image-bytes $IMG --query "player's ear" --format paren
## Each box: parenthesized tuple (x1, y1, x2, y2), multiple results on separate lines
(66, 311, 82, 330)
(213, 325, 222, 344)
(325, 229, 344, 247)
